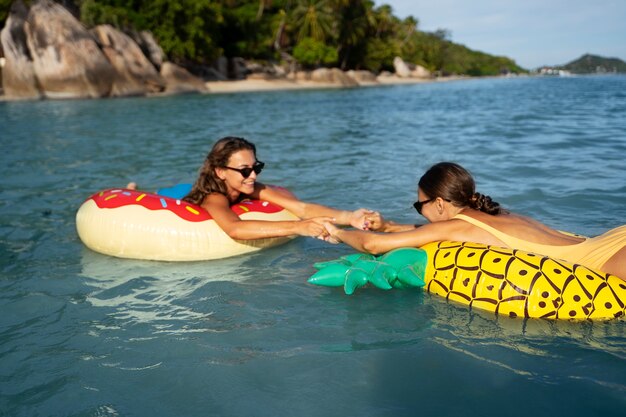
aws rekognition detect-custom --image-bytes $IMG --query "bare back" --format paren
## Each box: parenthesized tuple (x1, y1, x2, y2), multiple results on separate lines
(453, 211, 626, 280)
(453, 210, 586, 248)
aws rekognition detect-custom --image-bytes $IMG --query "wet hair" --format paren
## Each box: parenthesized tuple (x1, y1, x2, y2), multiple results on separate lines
(183, 136, 257, 205)
(417, 162, 505, 215)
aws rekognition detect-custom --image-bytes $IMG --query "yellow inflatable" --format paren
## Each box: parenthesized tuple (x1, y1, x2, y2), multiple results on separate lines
(309, 241, 626, 320)
(76, 188, 299, 261)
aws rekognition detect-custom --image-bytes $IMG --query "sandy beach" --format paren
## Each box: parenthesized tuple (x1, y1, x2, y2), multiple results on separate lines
(204, 75, 455, 94)
(0, 75, 458, 101)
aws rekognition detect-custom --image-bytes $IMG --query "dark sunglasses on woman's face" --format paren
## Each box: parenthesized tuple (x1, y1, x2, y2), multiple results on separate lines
(413, 197, 451, 214)
(413, 199, 433, 215)
(223, 161, 265, 178)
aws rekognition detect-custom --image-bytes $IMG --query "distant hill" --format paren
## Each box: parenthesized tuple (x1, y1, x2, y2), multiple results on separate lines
(559, 54, 626, 74)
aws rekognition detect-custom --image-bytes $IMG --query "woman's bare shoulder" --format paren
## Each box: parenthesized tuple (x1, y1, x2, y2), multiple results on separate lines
(255, 183, 300, 203)
(202, 192, 230, 208)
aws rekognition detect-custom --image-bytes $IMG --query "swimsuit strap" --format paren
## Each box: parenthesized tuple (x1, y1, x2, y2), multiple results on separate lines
(452, 213, 532, 250)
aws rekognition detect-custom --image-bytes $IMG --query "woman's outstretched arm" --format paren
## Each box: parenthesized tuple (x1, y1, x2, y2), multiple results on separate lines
(254, 183, 378, 230)
(202, 192, 332, 240)
(323, 221, 460, 254)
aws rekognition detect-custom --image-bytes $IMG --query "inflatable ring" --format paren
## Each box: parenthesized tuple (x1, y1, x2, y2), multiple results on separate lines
(76, 188, 299, 261)
(309, 241, 626, 320)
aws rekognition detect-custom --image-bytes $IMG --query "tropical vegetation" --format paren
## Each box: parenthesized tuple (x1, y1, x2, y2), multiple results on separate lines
(1, 0, 526, 76)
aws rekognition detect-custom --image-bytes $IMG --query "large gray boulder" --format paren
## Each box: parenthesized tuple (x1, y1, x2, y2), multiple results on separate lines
(346, 70, 378, 85)
(393, 56, 412, 78)
(0, 0, 212, 100)
(0, 1, 41, 99)
(411, 64, 432, 79)
(92, 25, 164, 96)
(311, 68, 358, 86)
(24, 0, 116, 98)
(160, 62, 208, 94)
(132, 30, 164, 69)
(215, 56, 229, 79)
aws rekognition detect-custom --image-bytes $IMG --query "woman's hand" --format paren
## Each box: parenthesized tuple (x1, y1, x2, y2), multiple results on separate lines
(349, 209, 384, 231)
(322, 222, 342, 244)
(296, 217, 335, 238)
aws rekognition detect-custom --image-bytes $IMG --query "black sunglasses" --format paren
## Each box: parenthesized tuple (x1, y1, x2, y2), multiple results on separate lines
(223, 161, 265, 178)
(413, 197, 450, 215)
(413, 198, 434, 215)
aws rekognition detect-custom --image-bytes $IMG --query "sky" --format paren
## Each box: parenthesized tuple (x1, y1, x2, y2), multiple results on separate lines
(380, 0, 626, 69)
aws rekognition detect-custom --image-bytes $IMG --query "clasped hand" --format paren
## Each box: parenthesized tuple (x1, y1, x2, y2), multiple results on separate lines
(299, 208, 382, 241)
(349, 208, 383, 231)
(317, 208, 383, 244)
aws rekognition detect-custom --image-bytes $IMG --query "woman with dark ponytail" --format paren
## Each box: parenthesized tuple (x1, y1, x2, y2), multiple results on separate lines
(416, 162, 505, 216)
(323, 162, 626, 281)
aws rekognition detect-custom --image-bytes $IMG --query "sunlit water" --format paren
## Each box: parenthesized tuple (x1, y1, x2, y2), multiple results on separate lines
(1, 76, 625, 417)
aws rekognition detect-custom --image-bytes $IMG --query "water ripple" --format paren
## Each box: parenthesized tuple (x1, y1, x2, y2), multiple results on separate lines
(1, 75, 625, 417)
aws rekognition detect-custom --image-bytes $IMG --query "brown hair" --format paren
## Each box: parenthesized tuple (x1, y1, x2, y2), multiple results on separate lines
(183, 137, 257, 205)
(418, 162, 505, 215)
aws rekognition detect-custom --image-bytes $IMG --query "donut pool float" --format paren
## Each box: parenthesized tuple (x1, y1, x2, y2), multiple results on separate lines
(309, 242, 626, 320)
(76, 188, 299, 261)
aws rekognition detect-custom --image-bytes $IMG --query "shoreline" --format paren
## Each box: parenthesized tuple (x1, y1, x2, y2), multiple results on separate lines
(204, 75, 467, 94)
(0, 75, 471, 101)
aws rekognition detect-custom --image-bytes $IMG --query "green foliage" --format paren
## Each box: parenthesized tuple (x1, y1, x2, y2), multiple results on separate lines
(292, 37, 337, 67)
(76, 0, 224, 63)
(439, 42, 524, 76)
(0, 0, 527, 76)
(334, 0, 371, 69)
(141, 0, 223, 63)
(79, 0, 140, 29)
(401, 30, 523, 76)
(362, 37, 398, 72)
(220, 0, 282, 59)
(292, 0, 333, 42)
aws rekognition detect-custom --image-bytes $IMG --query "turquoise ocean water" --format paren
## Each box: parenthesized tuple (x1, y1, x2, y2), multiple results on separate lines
(1, 76, 625, 416)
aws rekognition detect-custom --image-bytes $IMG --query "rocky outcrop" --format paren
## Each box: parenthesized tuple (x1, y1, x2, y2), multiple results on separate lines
(25, 0, 116, 99)
(411, 64, 431, 79)
(393, 56, 432, 79)
(393, 56, 412, 78)
(130, 30, 164, 69)
(0, 1, 435, 100)
(92, 24, 164, 96)
(0, 1, 41, 99)
(289, 70, 311, 81)
(346, 70, 378, 85)
(0, 0, 207, 100)
(286, 68, 376, 86)
(310, 68, 358, 87)
(160, 62, 208, 94)
(244, 60, 287, 80)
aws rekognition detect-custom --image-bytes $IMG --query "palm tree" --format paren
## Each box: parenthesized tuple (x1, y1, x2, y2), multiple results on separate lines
(291, 0, 334, 42)
(374, 4, 394, 38)
(400, 16, 419, 45)
(332, 0, 372, 69)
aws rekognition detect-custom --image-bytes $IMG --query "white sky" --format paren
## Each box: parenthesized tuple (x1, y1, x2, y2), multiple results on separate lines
(380, 0, 626, 69)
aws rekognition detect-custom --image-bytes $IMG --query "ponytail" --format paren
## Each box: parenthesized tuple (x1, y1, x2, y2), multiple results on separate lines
(468, 192, 505, 215)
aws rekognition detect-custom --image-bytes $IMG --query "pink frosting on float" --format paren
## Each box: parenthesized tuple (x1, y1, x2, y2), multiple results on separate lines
(87, 188, 285, 222)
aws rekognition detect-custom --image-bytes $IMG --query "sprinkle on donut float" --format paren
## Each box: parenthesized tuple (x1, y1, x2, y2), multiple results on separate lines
(76, 188, 299, 261)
